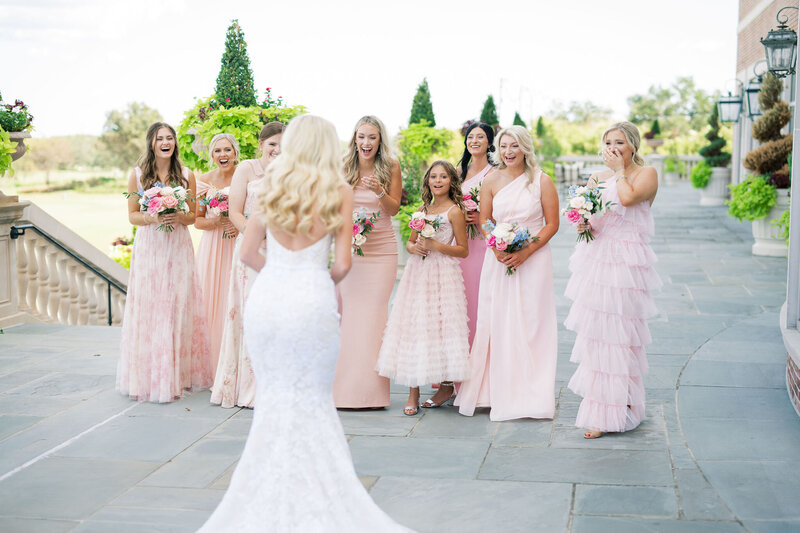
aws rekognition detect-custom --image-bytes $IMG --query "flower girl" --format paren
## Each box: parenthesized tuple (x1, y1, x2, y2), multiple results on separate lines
(376, 161, 470, 415)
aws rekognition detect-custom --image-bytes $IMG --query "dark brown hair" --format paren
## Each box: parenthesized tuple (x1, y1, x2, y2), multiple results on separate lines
(421, 160, 465, 214)
(259, 121, 286, 141)
(138, 122, 186, 190)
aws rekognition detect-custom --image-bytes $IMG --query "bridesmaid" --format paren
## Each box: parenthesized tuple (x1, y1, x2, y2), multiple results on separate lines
(117, 122, 212, 402)
(565, 121, 660, 439)
(455, 126, 559, 421)
(212, 122, 284, 408)
(333, 115, 402, 409)
(196, 133, 240, 378)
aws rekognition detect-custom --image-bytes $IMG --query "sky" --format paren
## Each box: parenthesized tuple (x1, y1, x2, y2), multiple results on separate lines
(1, 0, 740, 140)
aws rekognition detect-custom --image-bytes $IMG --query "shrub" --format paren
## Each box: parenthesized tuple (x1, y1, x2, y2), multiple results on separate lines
(0, 129, 16, 177)
(699, 105, 730, 167)
(664, 155, 684, 174)
(772, 207, 790, 245)
(690, 160, 711, 189)
(727, 175, 777, 221)
(743, 73, 792, 186)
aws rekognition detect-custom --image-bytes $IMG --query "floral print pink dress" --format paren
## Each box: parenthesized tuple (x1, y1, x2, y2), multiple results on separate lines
(116, 167, 212, 403)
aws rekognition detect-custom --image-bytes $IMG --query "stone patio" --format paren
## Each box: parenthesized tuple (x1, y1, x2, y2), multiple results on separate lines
(0, 180, 797, 532)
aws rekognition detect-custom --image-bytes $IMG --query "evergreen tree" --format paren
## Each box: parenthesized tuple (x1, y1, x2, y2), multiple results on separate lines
(215, 19, 256, 107)
(480, 95, 499, 128)
(409, 78, 436, 126)
(535, 116, 546, 138)
(513, 112, 526, 127)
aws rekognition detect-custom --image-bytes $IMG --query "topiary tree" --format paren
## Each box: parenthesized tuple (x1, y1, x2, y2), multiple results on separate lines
(698, 105, 730, 168)
(513, 112, 526, 127)
(215, 19, 256, 108)
(480, 95, 499, 129)
(409, 78, 436, 127)
(744, 72, 793, 185)
(650, 119, 661, 136)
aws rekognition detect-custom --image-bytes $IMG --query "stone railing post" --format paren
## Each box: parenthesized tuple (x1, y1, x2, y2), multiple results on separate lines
(0, 192, 30, 328)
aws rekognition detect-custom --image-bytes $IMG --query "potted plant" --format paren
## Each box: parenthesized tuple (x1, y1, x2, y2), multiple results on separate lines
(694, 105, 730, 205)
(644, 119, 663, 153)
(738, 73, 792, 256)
(0, 92, 34, 175)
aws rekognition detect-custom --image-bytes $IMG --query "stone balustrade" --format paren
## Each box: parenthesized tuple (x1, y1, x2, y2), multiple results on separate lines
(553, 154, 703, 186)
(0, 199, 128, 328)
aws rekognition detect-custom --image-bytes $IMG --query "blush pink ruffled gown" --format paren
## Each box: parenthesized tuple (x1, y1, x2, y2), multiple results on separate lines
(195, 179, 237, 379)
(565, 176, 661, 432)
(116, 167, 212, 403)
(376, 206, 470, 386)
(211, 162, 265, 408)
(459, 164, 492, 347)
(455, 170, 558, 421)
(333, 185, 396, 408)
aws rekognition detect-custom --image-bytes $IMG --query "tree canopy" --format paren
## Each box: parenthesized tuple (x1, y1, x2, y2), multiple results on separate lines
(100, 102, 163, 169)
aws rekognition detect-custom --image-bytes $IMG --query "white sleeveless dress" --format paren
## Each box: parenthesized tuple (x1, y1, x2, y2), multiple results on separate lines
(197, 230, 414, 532)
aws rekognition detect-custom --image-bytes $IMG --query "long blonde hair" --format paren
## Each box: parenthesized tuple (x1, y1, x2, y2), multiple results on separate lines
(491, 125, 539, 184)
(602, 121, 645, 166)
(256, 114, 343, 236)
(343, 115, 395, 189)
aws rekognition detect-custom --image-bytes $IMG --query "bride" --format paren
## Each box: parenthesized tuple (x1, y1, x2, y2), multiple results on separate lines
(196, 114, 414, 532)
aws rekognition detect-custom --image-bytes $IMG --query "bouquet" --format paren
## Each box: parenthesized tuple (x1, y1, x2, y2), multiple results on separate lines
(352, 208, 380, 256)
(484, 220, 538, 275)
(463, 184, 481, 239)
(561, 183, 612, 243)
(126, 184, 190, 232)
(201, 187, 234, 238)
(409, 211, 442, 260)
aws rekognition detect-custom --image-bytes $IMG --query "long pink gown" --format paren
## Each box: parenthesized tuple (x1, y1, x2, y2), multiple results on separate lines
(376, 206, 470, 386)
(565, 176, 661, 432)
(116, 167, 212, 403)
(196, 179, 237, 378)
(333, 185, 396, 408)
(211, 161, 264, 408)
(455, 170, 558, 421)
(459, 163, 492, 347)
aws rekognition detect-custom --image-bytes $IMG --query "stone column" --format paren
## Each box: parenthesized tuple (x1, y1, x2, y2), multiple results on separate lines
(0, 191, 30, 328)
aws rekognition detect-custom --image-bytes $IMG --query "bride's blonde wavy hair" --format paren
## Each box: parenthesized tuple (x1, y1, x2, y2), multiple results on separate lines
(342, 115, 395, 189)
(602, 121, 646, 166)
(255, 114, 344, 236)
(491, 126, 539, 184)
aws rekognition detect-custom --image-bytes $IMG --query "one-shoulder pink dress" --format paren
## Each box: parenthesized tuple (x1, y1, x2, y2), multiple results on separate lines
(196, 179, 236, 377)
(565, 176, 661, 432)
(116, 167, 212, 403)
(459, 164, 492, 347)
(333, 185, 396, 408)
(455, 171, 558, 421)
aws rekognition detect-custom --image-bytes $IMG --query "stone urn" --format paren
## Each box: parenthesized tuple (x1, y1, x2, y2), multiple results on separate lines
(752, 188, 790, 257)
(186, 128, 209, 158)
(8, 131, 31, 161)
(646, 138, 664, 154)
(700, 167, 730, 206)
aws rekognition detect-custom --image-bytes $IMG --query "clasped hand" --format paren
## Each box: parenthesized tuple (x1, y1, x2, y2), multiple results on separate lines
(410, 237, 431, 257)
(494, 248, 526, 270)
(158, 212, 178, 226)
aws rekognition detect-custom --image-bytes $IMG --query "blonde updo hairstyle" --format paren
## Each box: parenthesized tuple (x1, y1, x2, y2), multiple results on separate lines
(343, 115, 395, 190)
(602, 121, 645, 166)
(256, 114, 344, 237)
(208, 133, 241, 166)
(491, 125, 539, 184)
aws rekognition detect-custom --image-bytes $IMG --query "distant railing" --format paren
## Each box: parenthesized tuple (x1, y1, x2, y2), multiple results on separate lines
(11, 203, 128, 326)
(553, 154, 703, 186)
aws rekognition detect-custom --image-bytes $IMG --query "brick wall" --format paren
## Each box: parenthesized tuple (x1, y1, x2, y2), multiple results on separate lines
(737, 0, 798, 74)
(789, 354, 800, 417)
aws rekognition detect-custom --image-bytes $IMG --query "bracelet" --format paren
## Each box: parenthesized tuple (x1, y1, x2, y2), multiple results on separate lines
(375, 189, 386, 199)
(612, 167, 623, 173)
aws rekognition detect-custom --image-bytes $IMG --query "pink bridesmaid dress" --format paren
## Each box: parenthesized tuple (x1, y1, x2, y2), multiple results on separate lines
(196, 179, 237, 378)
(333, 185, 396, 408)
(455, 170, 558, 421)
(116, 167, 212, 403)
(565, 176, 661, 432)
(211, 161, 265, 408)
(459, 163, 492, 347)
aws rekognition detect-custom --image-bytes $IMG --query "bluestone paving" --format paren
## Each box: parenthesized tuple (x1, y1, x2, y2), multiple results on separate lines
(1, 181, 799, 531)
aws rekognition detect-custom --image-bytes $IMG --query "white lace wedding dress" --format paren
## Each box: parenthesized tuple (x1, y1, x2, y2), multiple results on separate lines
(197, 230, 414, 533)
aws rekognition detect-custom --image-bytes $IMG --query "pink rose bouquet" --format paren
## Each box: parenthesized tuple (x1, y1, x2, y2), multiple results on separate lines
(352, 208, 380, 256)
(561, 183, 613, 243)
(201, 186, 234, 238)
(126, 183, 191, 232)
(463, 184, 482, 239)
(409, 212, 442, 260)
(484, 220, 538, 275)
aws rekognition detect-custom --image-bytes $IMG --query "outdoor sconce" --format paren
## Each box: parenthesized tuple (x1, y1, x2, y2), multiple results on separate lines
(761, 6, 798, 79)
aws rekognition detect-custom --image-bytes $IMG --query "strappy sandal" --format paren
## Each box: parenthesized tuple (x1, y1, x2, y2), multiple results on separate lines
(404, 403, 420, 416)
(421, 382, 455, 408)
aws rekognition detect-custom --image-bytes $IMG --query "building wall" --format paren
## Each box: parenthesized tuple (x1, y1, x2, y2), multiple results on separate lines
(734, 1, 797, 184)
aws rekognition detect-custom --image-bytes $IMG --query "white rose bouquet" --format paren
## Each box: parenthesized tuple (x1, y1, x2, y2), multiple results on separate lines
(560, 184, 613, 243)
(352, 208, 380, 256)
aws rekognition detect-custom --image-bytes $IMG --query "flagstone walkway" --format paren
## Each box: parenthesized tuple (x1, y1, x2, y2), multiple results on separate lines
(0, 180, 797, 533)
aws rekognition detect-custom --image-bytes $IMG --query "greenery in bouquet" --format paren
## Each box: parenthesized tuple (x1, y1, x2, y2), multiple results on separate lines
(727, 175, 777, 222)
